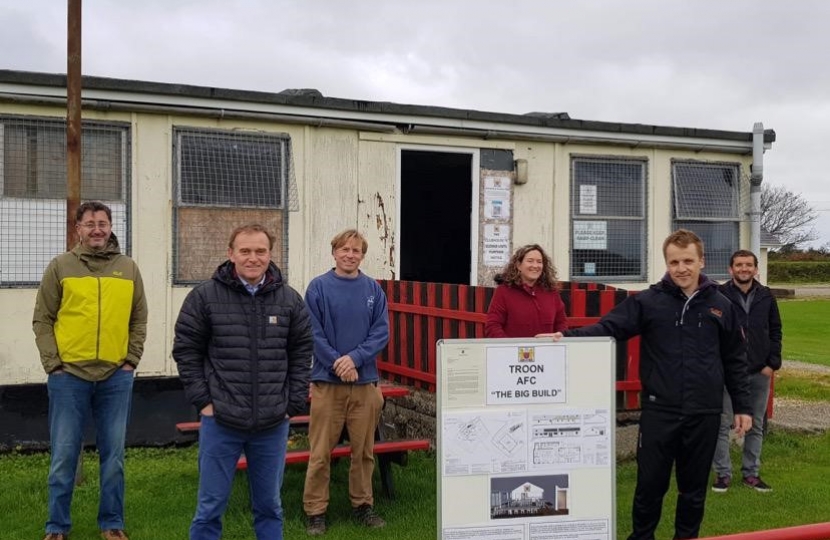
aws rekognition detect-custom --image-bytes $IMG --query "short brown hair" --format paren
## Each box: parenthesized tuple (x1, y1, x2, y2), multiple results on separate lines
(730, 249, 758, 267)
(228, 224, 275, 250)
(500, 243, 559, 290)
(75, 201, 112, 224)
(330, 229, 368, 254)
(663, 229, 704, 259)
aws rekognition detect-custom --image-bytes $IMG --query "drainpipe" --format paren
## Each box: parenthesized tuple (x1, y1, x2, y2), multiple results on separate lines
(750, 122, 764, 256)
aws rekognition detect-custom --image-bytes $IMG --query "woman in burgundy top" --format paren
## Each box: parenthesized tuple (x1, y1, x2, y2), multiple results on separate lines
(485, 243, 568, 338)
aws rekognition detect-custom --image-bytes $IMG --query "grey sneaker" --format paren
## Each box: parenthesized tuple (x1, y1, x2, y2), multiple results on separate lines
(743, 475, 772, 492)
(711, 475, 731, 493)
(353, 504, 386, 528)
(306, 514, 327, 536)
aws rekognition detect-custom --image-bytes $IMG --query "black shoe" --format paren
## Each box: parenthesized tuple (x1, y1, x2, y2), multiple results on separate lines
(306, 514, 327, 536)
(353, 504, 386, 528)
(711, 475, 731, 493)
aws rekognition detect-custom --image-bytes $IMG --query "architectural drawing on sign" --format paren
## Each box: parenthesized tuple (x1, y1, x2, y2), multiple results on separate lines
(492, 422, 524, 454)
(532, 440, 582, 466)
(455, 417, 491, 453)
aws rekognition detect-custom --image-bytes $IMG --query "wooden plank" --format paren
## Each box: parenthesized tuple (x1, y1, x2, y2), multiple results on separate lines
(236, 439, 431, 469)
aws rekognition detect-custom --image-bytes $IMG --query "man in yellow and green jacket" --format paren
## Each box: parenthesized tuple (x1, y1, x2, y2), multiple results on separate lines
(33, 201, 147, 540)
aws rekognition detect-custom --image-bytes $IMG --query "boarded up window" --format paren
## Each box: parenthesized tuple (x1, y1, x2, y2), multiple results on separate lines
(173, 129, 289, 284)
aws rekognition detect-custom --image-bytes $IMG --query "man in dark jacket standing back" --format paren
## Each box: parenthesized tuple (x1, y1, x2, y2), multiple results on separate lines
(173, 224, 312, 540)
(551, 229, 752, 540)
(712, 250, 782, 493)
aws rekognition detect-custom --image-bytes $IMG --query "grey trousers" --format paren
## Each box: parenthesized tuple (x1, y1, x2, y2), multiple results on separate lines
(712, 371, 772, 479)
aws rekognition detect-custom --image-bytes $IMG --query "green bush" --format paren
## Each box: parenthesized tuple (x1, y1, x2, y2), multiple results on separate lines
(768, 261, 830, 283)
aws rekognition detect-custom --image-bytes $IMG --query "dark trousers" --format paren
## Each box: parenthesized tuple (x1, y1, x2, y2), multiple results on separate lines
(628, 409, 721, 540)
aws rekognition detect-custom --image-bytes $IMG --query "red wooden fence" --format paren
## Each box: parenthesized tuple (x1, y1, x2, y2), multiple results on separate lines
(376, 280, 643, 410)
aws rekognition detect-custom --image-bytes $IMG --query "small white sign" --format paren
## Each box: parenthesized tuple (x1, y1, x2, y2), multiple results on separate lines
(573, 221, 607, 250)
(486, 345, 567, 405)
(579, 185, 598, 214)
(484, 175, 512, 196)
(484, 196, 510, 220)
(584, 262, 597, 275)
(483, 224, 511, 266)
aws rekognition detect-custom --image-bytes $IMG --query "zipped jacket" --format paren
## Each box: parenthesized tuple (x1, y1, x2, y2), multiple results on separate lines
(173, 261, 313, 432)
(33, 235, 148, 381)
(565, 274, 751, 415)
(719, 280, 783, 373)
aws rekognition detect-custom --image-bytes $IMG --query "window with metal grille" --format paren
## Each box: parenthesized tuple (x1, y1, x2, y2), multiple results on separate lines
(672, 162, 741, 279)
(570, 157, 647, 281)
(173, 128, 290, 284)
(0, 115, 130, 287)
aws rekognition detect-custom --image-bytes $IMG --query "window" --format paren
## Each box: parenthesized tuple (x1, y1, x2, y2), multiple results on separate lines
(0, 115, 130, 287)
(570, 157, 647, 281)
(173, 128, 290, 284)
(672, 162, 742, 279)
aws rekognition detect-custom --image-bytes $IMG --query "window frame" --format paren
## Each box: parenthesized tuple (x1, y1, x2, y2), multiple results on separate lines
(671, 160, 743, 280)
(569, 155, 648, 282)
(172, 127, 291, 286)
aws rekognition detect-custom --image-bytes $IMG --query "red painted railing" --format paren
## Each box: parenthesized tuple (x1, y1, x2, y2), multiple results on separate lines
(376, 280, 643, 409)
(701, 522, 830, 540)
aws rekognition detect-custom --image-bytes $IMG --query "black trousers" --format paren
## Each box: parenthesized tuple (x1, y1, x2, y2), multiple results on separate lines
(627, 409, 721, 540)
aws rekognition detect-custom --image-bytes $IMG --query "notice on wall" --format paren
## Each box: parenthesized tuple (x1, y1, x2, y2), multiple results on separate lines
(484, 224, 511, 266)
(573, 221, 607, 250)
(484, 175, 512, 220)
(579, 185, 597, 215)
(486, 345, 567, 405)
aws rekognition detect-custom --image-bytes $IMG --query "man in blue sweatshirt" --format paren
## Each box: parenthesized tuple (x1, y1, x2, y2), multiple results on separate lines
(303, 229, 390, 536)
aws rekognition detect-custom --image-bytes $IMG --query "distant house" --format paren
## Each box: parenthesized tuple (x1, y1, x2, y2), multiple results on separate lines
(0, 69, 775, 446)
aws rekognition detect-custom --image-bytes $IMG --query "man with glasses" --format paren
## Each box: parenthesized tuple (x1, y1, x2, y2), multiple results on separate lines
(34, 201, 147, 540)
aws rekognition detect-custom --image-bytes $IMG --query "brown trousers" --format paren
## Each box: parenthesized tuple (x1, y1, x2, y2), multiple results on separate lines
(302, 382, 384, 516)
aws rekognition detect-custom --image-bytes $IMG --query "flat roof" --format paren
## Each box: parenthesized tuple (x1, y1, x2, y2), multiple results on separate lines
(0, 69, 776, 144)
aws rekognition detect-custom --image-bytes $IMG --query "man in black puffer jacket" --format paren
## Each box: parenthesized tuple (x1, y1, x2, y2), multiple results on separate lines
(552, 230, 752, 540)
(173, 224, 312, 540)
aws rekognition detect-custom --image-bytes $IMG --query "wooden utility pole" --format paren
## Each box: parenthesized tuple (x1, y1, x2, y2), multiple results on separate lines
(66, 0, 82, 250)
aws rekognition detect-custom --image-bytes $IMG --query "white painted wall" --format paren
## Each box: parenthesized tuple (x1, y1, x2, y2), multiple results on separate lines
(0, 100, 756, 385)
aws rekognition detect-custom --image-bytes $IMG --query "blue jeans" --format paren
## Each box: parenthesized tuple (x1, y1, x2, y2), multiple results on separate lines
(46, 368, 135, 534)
(712, 371, 772, 479)
(190, 416, 290, 540)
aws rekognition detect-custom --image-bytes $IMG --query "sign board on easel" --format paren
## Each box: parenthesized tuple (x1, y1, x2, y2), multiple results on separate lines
(437, 337, 616, 540)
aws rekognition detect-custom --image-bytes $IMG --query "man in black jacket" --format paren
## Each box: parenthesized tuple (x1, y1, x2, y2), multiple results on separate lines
(173, 224, 312, 540)
(712, 250, 782, 493)
(552, 229, 751, 540)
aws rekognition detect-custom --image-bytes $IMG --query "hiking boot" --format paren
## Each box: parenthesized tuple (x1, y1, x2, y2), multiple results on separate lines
(43, 534, 69, 540)
(743, 475, 772, 492)
(711, 475, 731, 493)
(353, 504, 386, 528)
(101, 531, 129, 540)
(306, 514, 327, 536)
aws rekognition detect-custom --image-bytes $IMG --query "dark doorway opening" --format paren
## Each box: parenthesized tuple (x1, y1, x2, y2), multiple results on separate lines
(400, 150, 472, 284)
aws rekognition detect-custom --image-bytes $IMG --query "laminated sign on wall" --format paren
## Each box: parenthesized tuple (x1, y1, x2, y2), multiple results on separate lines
(437, 338, 616, 540)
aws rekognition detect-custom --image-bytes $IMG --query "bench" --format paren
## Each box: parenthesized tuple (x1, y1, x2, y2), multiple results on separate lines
(175, 384, 430, 499)
(237, 439, 431, 498)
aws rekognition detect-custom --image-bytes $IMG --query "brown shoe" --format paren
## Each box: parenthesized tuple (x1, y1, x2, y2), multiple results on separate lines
(43, 534, 69, 540)
(101, 530, 129, 540)
(353, 504, 386, 528)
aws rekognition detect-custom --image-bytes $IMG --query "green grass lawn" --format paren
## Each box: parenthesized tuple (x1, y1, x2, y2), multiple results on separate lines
(778, 298, 830, 367)
(3, 431, 830, 540)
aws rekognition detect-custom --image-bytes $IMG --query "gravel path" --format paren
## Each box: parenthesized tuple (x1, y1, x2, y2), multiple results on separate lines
(769, 360, 830, 433)
(616, 360, 830, 458)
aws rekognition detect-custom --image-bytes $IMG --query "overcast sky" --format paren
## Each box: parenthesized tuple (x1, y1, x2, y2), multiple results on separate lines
(3, 0, 829, 247)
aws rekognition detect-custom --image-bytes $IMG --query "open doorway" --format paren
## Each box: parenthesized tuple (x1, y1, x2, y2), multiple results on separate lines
(400, 150, 474, 284)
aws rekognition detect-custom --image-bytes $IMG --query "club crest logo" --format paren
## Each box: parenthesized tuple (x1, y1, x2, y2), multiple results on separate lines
(518, 347, 535, 362)
(709, 308, 723, 318)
